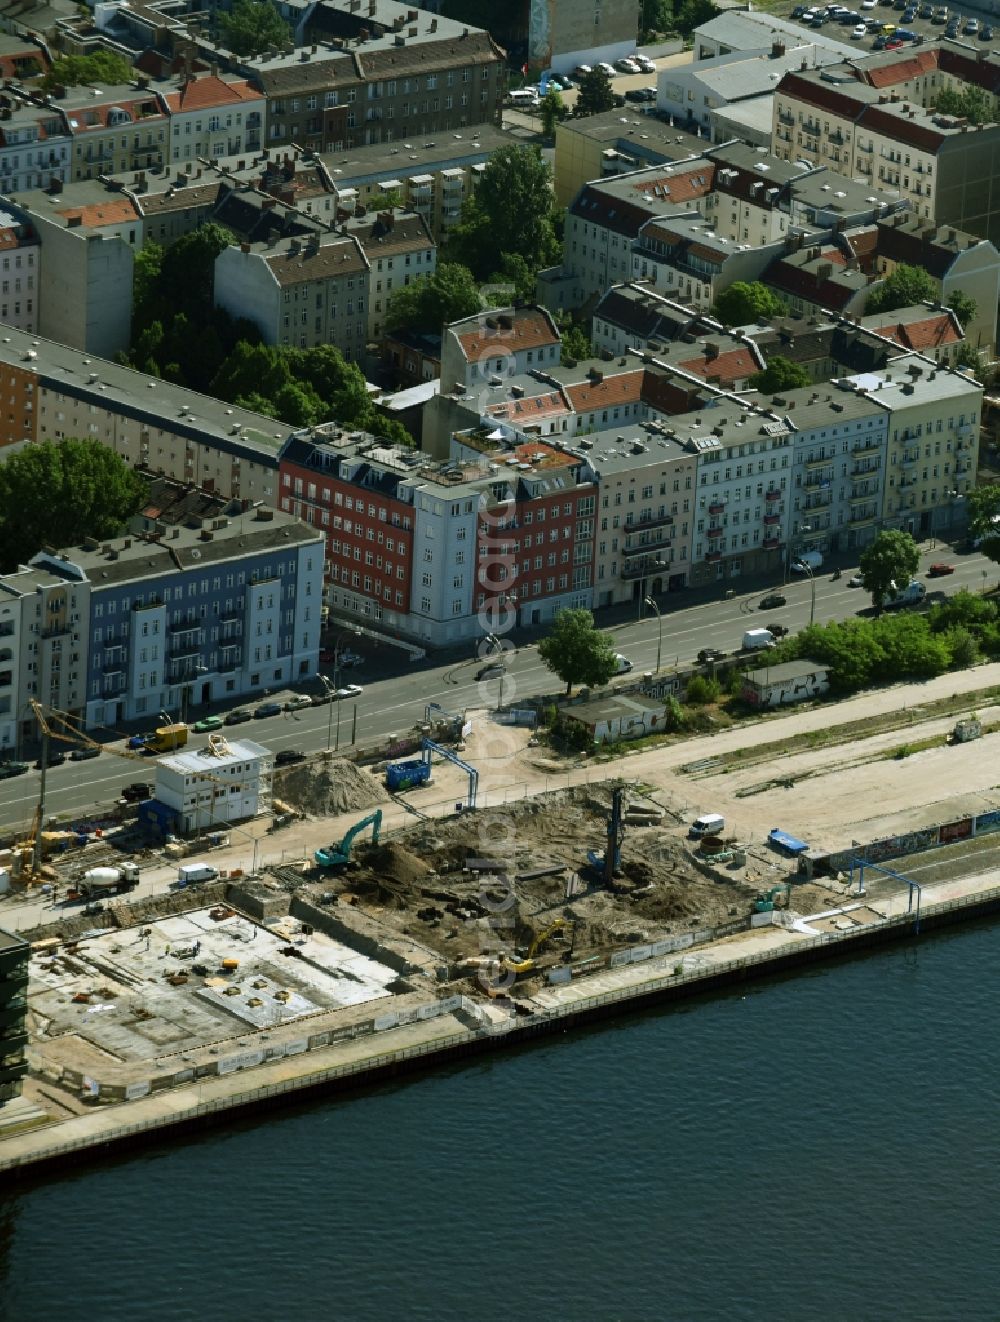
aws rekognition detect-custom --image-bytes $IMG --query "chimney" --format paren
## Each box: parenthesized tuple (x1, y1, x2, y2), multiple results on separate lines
(240, 241, 251, 253)
(430, 16, 437, 30)
(704, 341, 719, 360)
(378, 209, 395, 228)
(771, 38, 786, 57)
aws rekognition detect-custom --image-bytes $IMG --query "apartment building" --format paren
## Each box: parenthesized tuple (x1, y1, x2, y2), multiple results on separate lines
(0, 204, 38, 333)
(553, 111, 704, 208)
(233, 1, 505, 156)
(0, 926, 28, 1110)
(0, 505, 323, 742)
(0, 97, 71, 194)
(631, 214, 784, 311)
(440, 306, 562, 394)
(341, 208, 435, 339)
(61, 81, 169, 182)
(0, 325, 287, 502)
(214, 227, 370, 357)
(772, 44, 1000, 241)
(849, 353, 981, 535)
(692, 10, 855, 62)
(161, 73, 265, 165)
(278, 424, 597, 644)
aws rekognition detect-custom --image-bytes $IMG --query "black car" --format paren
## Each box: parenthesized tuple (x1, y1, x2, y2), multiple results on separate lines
(982, 23, 994, 38)
(697, 647, 725, 664)
(254, 701, 282, 719)
(759, 592, 787, 610)
(311, 691, 332, 706)
(69, 745, 101, 761)
(792, 3, 806, 14)
(764, 622, 790, 638)
(0, 760, 29, 779)
(34, 749, 66, 769)
(121, 782, 153, 802)
(224, 708, 253, 726)
(275, 749, 306, 766)
(624, 88, 647, 103)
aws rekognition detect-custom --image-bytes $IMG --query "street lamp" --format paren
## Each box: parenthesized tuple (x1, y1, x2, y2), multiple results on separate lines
(316, 672, 339, 752)
(643, 596, 662, 673)
(637, 558, 666, 620)
(788, 525, 816, 627)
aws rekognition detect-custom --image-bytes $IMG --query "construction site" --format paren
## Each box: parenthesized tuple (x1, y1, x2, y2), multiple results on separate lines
(3, 661, 1000, 1144)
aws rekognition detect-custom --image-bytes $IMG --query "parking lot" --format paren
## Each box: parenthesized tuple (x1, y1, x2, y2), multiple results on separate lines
(782, 0, 997, 51)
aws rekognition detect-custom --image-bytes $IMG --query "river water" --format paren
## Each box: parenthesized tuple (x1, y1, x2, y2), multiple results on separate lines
(2, 920, 998, 1322)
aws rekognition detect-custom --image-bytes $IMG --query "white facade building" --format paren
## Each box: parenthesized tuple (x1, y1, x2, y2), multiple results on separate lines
(154, 736, 273, 835)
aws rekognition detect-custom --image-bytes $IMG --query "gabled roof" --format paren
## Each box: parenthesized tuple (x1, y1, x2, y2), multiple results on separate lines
(565, 369, 645, 413)
(161, 75, 262, 113)
(869, 307, 963, 350)
(452, 307, 560, 359)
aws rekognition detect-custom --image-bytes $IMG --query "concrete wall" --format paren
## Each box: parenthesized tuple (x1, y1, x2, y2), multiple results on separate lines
(34, 214, 133, 358)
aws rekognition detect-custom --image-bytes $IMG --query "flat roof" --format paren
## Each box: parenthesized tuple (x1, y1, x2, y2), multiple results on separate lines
(0, 925, 28, 954)
(746, 660, 830, 684)
(158, 738, 272, 775)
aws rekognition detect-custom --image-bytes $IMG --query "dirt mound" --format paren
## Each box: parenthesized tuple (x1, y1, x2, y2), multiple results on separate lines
(276, 757, 388, 816)
(361, 841, 432, 888)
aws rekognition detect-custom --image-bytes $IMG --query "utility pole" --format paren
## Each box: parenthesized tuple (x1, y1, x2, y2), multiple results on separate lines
(31, 722, 49, 878)
(644, 595, 662, 673)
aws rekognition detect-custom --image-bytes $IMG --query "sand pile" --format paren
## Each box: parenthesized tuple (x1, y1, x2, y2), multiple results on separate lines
(276, 757, 388, 816)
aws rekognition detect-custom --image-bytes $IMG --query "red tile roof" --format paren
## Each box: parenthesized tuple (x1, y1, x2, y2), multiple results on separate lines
(873, 312, 961, 350)
(565, 369, 645, 413)
(632, 164, 716, 205)
(678, 347, 760, 385)
(863, 50, 938, 88)
(57, 199, 140, 228)
(455, 308, 558, 359)
(162, 75, 262, 113)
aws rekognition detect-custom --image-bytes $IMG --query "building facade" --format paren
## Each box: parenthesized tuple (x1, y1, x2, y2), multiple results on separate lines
(154, 736, 273, 835)
(0, 926, 29, 1110)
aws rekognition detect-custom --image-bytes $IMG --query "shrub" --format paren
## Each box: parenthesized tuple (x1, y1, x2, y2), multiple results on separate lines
(685, 674, 720, 705)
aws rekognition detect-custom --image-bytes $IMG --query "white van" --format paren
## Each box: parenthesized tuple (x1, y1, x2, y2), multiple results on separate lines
(742, 628, 776, 651)
(613, 653, 633, 674)
(689, 813, 725, 839)
(177, 862, 219, 886)
(508, 88, 539, 107)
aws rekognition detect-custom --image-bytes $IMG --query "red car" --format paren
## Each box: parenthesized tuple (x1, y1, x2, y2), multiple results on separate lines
(928, 562, 955, 577)
(885, 36, 904, 46)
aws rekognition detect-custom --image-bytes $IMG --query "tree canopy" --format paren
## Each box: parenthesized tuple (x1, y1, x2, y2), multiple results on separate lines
(750, 354, 810, 394)
(574, 67, 615, 119)
(538, 609, 619, 695)
(446, 145, 560, 281)
(947, 289, 977, 329)
(540, 86, 570, 137)
(712, 281, 787, 326)
(967, 484, 1000, 568)
(40, 51, 132, 92)
(384, 262, 482, 336)
(0, 440, 148, 572)
(858, 529, 921, 611)
(556, 312, 593, 365)
(218, 0, 291, 55)
(865, 263, 937, 316)
(931, 84, 993, 124)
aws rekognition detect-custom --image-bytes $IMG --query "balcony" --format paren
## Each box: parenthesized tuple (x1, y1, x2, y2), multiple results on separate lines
(168, 646, 201, 663)
(628, 511, 674, 533)
(707, 525, 724, 538)
(623, 534, 672, 557)
(622, 559, 669, 580)
(170, 619, 202, 636)
(765, 488, 781, 502)
(850, 463, 879, 479)
(763, 513, 782, 526)
(705, 550, 722, 563)
(762, 537, 781, 550)
(708, 501, 725, 515)
(40, 624, 70, 640)
(852, 440, 881, 457)
(901, 450, 920, 466)
(804, 493, 831, 509)
(806, 453, 836, 469)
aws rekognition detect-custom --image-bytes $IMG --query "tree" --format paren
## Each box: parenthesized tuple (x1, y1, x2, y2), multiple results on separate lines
(0, 440, 148, 572)
(641, 0, 676, 38)
(966, 484, 1000, 567)
(538, 608, 619, 695)
(858, 529, 921, 612)
(488, 253, 537, 304)
(865, 263, 937, 316)
(750, 354, 810, 394)
(540, 86, 569, 137)
(674, 0, 718, 35)
(931, 84, 992, 125)
(40, 51, 132, 92)
(556, 312, 593, 365)
(712, 281, 787, 326)
(385, 262, 482, 335)
(955, 341, 991, 387)
(447, 146, 559, 280)
(218, 0, 291, 55)
(574, 67, 615, 119)
(948, 289, 977, 329)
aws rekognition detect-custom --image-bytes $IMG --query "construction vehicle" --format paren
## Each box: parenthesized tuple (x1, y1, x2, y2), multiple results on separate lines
(315, 809, 383, 868)
(527, 917, 567, 959)
(77, 863, 140, 900)
(386, 758, 431, 791)
(587, 787, 626, 887)
(754, 884, 792, 913)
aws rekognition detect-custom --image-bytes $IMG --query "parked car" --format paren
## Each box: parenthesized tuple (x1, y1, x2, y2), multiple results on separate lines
(964, 15, 979, 31)
(886, 35, 905, 45)
(34, 749, 66, 769)
(0, 760, 29, 779)
(981, 24, 994, 38)
(635, 54, 656, 71)
(697, 647, 725, 663)
(310, 691, 332, 706)
(69, 746, 101, 761)
(597, 62, 617, 76)
(848, 573, 865, 587)
(896, 27, 917, 38)
(476, 663, 505, 681)
(791, 3, 807, 13)
(254, 701, 282, 719)
(928, 562, 955, 576)
(192, 715, 223, 733)
(574, 64, 592, 77)
(759, 592, 787, 609)
(224, 709, 252, 726)
(861, 0, 876, 8)
(873, 32, 888, 45)
(764, 622, 790, 638)
(615, 57, 640, 72)
(275, 749, 306, 766)
(852, 21, 868, 34)
(334, 684, 364, 700)
(625, 87, 648, 102)
(122, 782, 152, 802)
(919, 3, 934, 15)
(283, 695, 313, 711)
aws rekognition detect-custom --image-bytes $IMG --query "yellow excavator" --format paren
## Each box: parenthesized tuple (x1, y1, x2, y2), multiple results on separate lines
(498, 916, 573, 976)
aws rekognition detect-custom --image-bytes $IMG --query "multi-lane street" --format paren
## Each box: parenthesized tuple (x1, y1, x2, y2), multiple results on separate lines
(0, 545, 994, 834)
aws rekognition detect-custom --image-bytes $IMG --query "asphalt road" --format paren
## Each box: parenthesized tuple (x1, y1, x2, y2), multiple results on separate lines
(0, 544, 993, 836)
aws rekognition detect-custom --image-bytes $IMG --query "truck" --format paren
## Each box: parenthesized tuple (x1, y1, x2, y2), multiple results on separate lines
(742, 628, 776, 652)
(883, 579, 926, 610)
(77, 863, 140, 899)
(147, 723, 188, 753)
(613, 653, 633, 675)
(177, 862, 219, 886)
